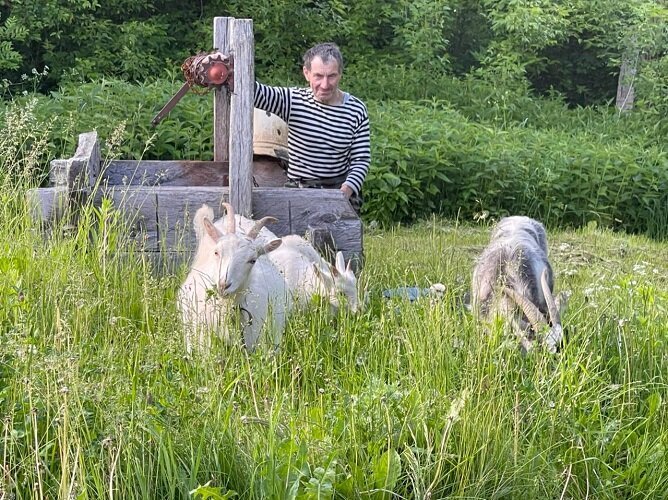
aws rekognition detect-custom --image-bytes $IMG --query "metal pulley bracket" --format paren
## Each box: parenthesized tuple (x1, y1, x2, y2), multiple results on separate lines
(151, 51, 234, 127)
(189, 52, 234, 90)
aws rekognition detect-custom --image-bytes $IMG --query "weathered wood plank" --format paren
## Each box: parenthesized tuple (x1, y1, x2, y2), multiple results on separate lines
(93, 186, 160, 251)
(155, 187, 363, 258)
(26, 187, 91, 228)
(152, 188, 360, 244)
(155, 188, 230, 251)
(28, 186, 363, 266)
(101, 158, 287, 187)
(250, 158, 288, 187)
(102, 161, 229, 186)
(229, 18, 254, 217)
(92, 186, 361, 252)
(213, 17, 232, 162)
(87, 187, 229, 253)
(49, 131, 100, 190)
(253, 188, 358, 218)
(26, 186, 71, 226)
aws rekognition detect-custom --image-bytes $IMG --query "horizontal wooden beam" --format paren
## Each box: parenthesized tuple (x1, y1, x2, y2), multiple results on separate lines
(102, 159, 287, 187)
(27, 186, 363, 264)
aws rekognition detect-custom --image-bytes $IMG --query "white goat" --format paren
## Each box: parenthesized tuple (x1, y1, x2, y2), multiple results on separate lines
(178, 203, 290, 353)
(471, 216, 566, 353)
(268, 235, 360, 313)
(196, 205, 360, 314)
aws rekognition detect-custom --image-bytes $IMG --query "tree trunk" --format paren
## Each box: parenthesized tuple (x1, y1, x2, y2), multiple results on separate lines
(616, 48, 639, 113)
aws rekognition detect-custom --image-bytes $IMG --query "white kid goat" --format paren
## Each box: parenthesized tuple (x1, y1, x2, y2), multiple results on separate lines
(471, 216, 566, 353)
(178, 203, 290, 353)
(268, 235, 360, 313)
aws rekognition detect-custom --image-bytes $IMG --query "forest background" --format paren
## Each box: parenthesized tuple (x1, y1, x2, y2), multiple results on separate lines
(1, 0, 667, 233)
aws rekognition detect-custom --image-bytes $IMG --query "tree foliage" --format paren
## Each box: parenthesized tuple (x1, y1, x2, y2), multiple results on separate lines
(0, 0, 665, 107)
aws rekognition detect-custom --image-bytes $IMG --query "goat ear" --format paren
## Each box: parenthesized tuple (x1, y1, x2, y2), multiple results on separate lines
(261, 238, 282, 255)
(203, 217, 223, 241)
(330, 263, 340, 278)
(335, 252, 346, 273)
(314, 262, 335, 286)
(193, 204, 215, 237)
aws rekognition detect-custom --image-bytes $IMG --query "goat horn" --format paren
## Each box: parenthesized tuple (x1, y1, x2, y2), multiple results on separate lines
(247, 216, 278, 239)
(540, 268, 561, 327)
(221, 202, 236, 234)
(503, 286, 547, 333)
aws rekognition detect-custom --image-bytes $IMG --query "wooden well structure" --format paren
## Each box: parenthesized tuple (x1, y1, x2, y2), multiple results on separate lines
(27, 17, 363, 269)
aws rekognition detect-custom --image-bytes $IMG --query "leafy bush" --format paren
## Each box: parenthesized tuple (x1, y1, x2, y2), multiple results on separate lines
(24, 79, 214, 161)
(5, 79, 666, 238)
(635, 53, 668, 138)
(366, 99, 667, 236)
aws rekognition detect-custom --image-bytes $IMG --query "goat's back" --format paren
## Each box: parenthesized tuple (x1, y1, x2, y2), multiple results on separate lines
(473, 216, 553, 317)
(268, 235, 325, 302)
(491, 216, 549, 255)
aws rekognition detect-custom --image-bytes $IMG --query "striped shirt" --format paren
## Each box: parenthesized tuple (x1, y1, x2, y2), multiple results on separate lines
(254, 82, 371, 195)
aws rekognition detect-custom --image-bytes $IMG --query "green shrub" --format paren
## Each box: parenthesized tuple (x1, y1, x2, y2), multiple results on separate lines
(5, 79, 666, 238)
(366, 99, 667, 235)
(25, 79, 214, 161)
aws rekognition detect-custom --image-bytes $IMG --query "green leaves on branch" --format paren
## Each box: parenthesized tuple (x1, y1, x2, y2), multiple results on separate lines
(0, 15, 28, 71)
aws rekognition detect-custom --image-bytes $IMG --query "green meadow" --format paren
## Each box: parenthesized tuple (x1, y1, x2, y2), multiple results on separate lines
(2, 181, 667, 498)
(1, 65, 667, 498)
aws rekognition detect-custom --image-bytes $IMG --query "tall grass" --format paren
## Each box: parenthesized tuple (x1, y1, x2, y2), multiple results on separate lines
(1, 103, 667, 499)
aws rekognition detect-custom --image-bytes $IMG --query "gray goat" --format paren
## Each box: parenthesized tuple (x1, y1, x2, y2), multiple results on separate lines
(471, 216, 566, 352)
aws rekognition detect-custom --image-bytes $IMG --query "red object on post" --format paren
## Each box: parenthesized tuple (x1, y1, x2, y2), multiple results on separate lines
(190, 52, 234, 90)
(151, 51, 234, 126)
(206, 63, 229, 85)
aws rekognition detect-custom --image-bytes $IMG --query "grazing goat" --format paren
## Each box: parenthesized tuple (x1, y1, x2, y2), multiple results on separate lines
(195, 204, 360, 314)
(268, 235, 360, 313)
(178, 203, 290, 353)
(471, 216, 565, 352)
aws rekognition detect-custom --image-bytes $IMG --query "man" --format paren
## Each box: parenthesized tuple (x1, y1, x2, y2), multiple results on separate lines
(254, 43, 370, 214)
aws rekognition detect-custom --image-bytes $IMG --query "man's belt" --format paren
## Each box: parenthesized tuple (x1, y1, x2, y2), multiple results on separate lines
(286, 174, 348, 189)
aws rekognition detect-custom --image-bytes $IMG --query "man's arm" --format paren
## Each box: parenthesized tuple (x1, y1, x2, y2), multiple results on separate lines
(254, 82, 291, 122)
(342, 112, 371, 196)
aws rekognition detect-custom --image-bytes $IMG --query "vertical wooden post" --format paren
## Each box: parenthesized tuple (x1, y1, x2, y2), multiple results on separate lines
(228, 18, 254, 217)
(213, 17, 231, 162)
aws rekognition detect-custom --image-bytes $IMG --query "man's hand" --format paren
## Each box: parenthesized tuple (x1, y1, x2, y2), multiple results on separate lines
(340, 184, 354, 199)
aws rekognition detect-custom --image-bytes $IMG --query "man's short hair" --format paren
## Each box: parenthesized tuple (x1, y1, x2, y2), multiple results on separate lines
(303, 43, 344, 73)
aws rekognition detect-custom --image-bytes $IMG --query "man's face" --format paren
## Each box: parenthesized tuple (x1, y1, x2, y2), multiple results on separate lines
(303, 56, 341, 105)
